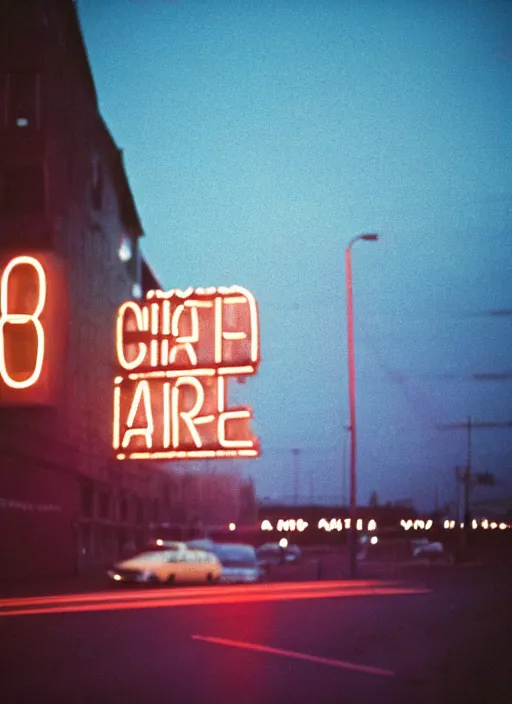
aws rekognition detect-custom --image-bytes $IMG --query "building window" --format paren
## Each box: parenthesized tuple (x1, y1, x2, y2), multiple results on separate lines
(6, 72, 39, 130)
(120, 496, 128, 522)
(0, 164, 46, 215)
(91, 157, 103, 210)
(99, 491, 110, 520)
(118, 233, 132, 262)
(0, 76, 6, 127)
(136, 498, 144, 524)
(80, 480, 94, 518)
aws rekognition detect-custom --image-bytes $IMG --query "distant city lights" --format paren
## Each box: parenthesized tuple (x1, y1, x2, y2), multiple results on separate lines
(259, 518, 378, 532)
(442, 518, 510, 530)
(258, 515, 510, 534)
(401, 519, 431, 530)
(276, 518, 309, 532)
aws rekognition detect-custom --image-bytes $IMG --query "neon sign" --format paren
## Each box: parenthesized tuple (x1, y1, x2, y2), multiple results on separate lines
(0, 256, 46, 389)
(0, 253, 64, 405)
(113, 286, 260, 460)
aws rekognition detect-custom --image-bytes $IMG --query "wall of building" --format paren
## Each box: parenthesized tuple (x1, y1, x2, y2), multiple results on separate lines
(0, 2, 258, 581)
(0, 1, 166, 580)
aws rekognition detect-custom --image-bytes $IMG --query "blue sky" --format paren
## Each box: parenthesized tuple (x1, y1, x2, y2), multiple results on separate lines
(78, 0, 512, 510)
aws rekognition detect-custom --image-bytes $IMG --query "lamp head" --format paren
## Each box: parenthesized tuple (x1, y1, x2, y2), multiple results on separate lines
(361, 233, 379, 241)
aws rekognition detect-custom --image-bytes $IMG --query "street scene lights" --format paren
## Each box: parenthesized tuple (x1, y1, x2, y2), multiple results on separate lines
(345, 233, 379, 579)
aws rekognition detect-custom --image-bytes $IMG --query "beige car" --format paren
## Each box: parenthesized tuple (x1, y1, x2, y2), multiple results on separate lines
(107, 545, 222, 585)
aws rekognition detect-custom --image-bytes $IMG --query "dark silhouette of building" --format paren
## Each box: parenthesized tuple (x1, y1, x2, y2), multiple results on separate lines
(0, 0, 178, 580)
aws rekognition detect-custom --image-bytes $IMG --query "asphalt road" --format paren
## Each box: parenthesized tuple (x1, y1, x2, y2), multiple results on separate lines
(1, 564, 511, 704)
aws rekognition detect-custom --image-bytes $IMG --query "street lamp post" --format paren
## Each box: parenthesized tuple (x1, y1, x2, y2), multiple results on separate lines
(345, 233, 379, 579)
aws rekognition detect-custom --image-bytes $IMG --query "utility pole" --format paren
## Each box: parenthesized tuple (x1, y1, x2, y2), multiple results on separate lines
(439, 414, 512, 524)
(344, 233, 379, 579)
(464, 415, 472, 527)
(453, 417, 473, 550)
(342, 425, 349, 506)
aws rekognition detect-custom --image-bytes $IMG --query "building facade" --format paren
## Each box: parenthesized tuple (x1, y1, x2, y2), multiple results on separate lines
(0, 0, 167, 580)
(0, 1, 257, 581)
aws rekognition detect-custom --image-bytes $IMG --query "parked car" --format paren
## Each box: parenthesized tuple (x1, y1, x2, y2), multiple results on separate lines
(215, 543, 262, 584)
(284, 544, 302, 563)
(256, 542, 285, 568)
(256, 542, 302, 569)
(107, 545, 222, 585)
(411, 538, 448, 561)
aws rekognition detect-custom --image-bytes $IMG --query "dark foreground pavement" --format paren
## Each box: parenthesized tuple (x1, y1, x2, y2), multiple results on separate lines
(1, 563, 511, 704)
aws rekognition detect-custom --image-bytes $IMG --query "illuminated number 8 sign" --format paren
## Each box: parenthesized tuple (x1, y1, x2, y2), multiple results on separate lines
(0, 256, 46, 389)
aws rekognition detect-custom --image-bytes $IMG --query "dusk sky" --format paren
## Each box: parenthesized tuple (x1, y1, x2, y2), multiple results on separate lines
(77, 0, 512, 511)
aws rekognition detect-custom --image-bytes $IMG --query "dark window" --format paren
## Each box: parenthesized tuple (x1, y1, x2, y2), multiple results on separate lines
(136, 498, 144, 524)
(0, 75, 6, 128)
(0, 164, 45, 215)
(121, 497, 128, 522)
(80, 480, 94, 518)
(99, 491, 110, 520)
(7, 72, 39, 129)
(91, 158, 103, 210)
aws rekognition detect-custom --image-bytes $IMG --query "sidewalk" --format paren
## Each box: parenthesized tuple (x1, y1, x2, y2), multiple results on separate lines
(265, 549, 415, 583)
(265, 547, 480, 584)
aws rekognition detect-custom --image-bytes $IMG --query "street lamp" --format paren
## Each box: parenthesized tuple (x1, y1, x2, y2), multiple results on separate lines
(345, 233, 379, 579)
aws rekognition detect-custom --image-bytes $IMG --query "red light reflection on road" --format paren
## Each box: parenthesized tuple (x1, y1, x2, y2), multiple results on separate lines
(0, 581, 429, 618)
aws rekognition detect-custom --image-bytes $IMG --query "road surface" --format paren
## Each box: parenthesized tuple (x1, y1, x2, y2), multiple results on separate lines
(1, 566, 511, 703)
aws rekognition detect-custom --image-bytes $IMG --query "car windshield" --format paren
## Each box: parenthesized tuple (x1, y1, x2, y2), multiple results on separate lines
(216, 546, 257, 568)
(187, 539, 216, 551)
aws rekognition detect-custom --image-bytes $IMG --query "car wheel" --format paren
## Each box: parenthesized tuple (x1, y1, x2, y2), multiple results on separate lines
(167, 574, 175, 585)
(206, 573, 214, 584)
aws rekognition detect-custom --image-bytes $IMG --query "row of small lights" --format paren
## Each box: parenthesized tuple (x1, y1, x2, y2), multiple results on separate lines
(400, 519, 434, 530)
(259, 518, 511, 533)
(443, 519, 511, 531)
(401, 519, 511, 531)
(260, 518, 378, 533)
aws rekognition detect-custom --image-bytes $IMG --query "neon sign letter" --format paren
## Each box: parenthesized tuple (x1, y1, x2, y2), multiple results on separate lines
(0, 256, 46, 389)
(116, 301, 148, 370)
(121, 379, 154, 449)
